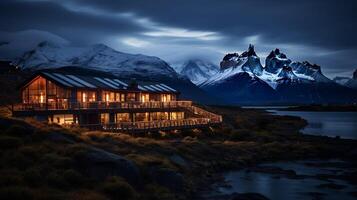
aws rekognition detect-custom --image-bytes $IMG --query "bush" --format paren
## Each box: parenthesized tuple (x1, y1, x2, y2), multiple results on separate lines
(68, 190, 107, 200)
(19, 146, 41, 161)
(100, 176, 136, 200)
(143, 184, 176, 200)
(23, 167, 42, 186)
(0, 170, 23, 187)
(0, 136, 23, 149)
(230, 129, 252, 141)
(1, 151, 33, 169)
(46, 171, 68, 189)
(63, 169, 84, 186)
(0, 186, 33, 200)
(4, 124, 32, 136)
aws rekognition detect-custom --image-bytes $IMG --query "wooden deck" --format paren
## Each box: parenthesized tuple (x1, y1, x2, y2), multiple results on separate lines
(76, 117, 221, 133)
(13, 101, 192, 111)
(12, 101, 223, 132)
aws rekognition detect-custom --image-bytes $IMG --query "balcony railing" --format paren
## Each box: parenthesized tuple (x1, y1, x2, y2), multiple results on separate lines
(187, 105, 223, 123)
(12, 101, 193, 111)
(77, 117, 218, 132)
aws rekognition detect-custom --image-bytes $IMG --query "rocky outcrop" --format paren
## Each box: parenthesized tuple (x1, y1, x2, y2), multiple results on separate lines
(277, 65, 298, 80)
(148, 167, 184, 192)
(76, 147, 141, 186)
(219, 44, 263, 75)
(265, 48, 291, 73)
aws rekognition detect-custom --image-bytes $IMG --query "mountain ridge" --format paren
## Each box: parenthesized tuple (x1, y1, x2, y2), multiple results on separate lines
(199, 45, 357, 104)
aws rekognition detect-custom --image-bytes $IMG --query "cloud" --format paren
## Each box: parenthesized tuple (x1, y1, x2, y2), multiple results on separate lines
(1, 0, 357, 78)
(121, 37, 150, 48)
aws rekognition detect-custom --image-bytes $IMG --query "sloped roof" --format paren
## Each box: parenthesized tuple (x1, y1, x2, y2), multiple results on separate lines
(21, 70, 178, 93)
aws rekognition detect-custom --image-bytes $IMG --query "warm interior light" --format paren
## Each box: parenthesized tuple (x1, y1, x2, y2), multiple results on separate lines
(83, 92, 86, 102)
(40, 92, 44, 103)
(106, 94, 109, 102)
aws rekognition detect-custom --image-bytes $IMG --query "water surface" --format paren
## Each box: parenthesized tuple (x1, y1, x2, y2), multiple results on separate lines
(268, 110, 357, 139)
(218, 161, 357, 200)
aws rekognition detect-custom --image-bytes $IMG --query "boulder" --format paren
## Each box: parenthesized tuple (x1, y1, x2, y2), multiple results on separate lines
(169, 154, 189, 168)
(148, 167, 184, 192)
(77, 147, 141, 186)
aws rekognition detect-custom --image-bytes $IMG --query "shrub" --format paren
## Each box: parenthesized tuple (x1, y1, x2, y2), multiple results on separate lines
(68, 190, 107, 200)
(23, 167, 42, 186)
(143, 184, 176, 200)
(100, 176, 136, 200)
(0, 136, 23, 149)
(2, 151, 33, 169)
(19, 146, 41, 161)
(4, 124, 32, 136)
(63, 169, 84, 186)
(0, 170, 23, 187)
(0, 186, 33, 200)
(46, 171, 68, 189)
(230, 129, 252, 141)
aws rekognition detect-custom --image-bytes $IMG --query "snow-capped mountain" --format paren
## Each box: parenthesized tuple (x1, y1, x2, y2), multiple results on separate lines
(220, 44, 263, 75)
(333, 76, 351, 85)
(290, 61, 331, 83)
(334, 69, 357, 90)
(200, 45, 357, 104)
(347, 69, 357, 89)
(15, 41, 178, 79)
(178, 59, 219, 84)
(10, 41, 220, 104)
(265, 48, 291, 73)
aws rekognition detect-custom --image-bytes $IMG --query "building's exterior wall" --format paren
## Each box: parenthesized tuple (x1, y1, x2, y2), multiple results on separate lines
(19, 75, 182, 126)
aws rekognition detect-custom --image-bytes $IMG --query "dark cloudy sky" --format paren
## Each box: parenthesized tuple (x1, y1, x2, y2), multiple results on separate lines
(1, 0, 357, 78)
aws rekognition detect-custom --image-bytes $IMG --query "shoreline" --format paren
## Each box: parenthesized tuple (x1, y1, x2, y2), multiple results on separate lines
(1, 105, 357, 199)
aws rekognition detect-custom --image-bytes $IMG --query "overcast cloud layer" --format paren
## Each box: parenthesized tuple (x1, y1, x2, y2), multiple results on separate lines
(1, 0, 357, 77)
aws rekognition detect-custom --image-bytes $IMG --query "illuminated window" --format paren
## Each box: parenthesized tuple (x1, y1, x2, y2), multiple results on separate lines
(25, 76, 46, 104)
(170, 112, 184, 120)
(127, 93, 136, 101)
(101, 113, 110, 124)
(77, 91, 96, 103)
(49, 114, 74, 125)
(135, 112, 149, 122)
(116, 113, 130, 122)
(151, 112, 169, 120)
(102, 91, 115, 102)
(161, 94, 172, 102)
(141, 93, 149, 102)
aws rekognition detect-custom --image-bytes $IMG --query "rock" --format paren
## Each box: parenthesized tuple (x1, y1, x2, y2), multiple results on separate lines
(231, 192, 270, 200)
(46, 132, 75, 144)
(148, 167, 184, 192)
(169, 154, 188, 168)
(76, 147, 141, 186)
(249, 166, 297, 177)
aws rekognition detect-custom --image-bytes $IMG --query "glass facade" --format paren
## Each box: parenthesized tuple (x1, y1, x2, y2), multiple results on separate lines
(77, 91, 96, 103)
(116, 113, 130, 122)
(20, 75, 186, 126)
(49, 114, 74, 125)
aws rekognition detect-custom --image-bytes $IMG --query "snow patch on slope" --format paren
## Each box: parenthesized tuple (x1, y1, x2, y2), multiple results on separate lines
(14, 41, 178, 79)
(179, 59, 219, 84)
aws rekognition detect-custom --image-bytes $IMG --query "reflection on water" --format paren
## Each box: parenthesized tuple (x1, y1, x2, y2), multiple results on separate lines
(268, 110, 357, 139)
(219, 161, 357, 200)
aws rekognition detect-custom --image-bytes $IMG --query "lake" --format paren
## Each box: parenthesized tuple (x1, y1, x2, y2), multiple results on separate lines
(268, 110, 357, 139)
(216, 160, 357, 200)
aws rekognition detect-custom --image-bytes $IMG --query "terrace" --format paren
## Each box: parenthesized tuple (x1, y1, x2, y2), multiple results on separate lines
(12, 100, 193, 112)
